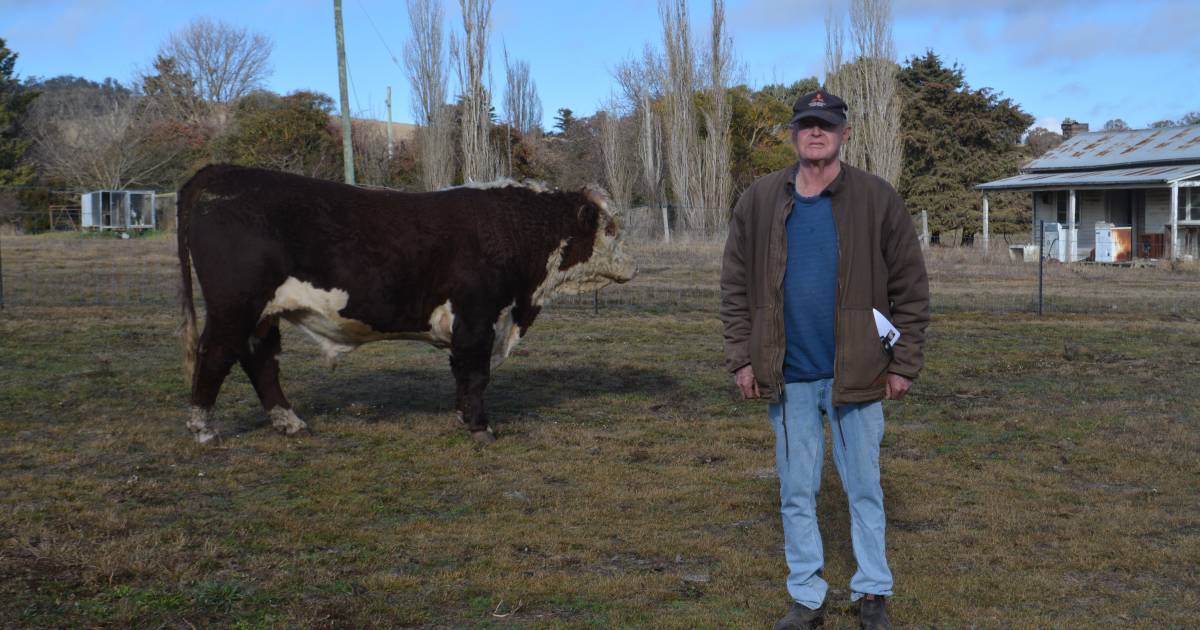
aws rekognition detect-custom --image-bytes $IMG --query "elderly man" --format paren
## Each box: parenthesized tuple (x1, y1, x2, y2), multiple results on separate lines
(720, 90, 929, 630)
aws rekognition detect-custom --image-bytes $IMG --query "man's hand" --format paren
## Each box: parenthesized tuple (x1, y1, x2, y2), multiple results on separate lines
(734, 364, 761, 399)
(884, 373, 912, 400)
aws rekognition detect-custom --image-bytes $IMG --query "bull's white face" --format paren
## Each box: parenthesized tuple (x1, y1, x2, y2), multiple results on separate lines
(548, 200, 637, 297)
(591, 212, 638, 284)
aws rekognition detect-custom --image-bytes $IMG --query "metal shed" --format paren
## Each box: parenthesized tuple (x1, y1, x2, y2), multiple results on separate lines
(977, 125, 1200, 261)
(81, 190, 157, 230)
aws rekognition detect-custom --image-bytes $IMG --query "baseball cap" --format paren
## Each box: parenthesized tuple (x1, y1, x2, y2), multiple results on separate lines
(789, 90, 848, 127)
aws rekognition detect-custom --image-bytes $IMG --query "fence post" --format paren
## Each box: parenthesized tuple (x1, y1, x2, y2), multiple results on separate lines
(920, 210, 929, 250)
(0, 230, 5, 309)
(661, 205, 671, 244)
(982, 192, 990, 259)
(1038, 219, 1044, 316)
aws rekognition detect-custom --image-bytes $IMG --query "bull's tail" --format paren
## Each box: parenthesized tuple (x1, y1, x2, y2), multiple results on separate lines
(177, 168, 208, 387)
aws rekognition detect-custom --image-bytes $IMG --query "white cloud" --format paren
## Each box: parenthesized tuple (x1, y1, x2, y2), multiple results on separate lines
(2, 0, 114, 55)
(895, 0, 1116, 19)
(728, 0, 834, 36)
(982, 1, 1198, 67)
(1031, 116, 1062, 132)
(1052, 82, 1088, 99)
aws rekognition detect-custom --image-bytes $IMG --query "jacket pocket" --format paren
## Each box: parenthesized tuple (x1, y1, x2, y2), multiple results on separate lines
(838, 307, 890, 391)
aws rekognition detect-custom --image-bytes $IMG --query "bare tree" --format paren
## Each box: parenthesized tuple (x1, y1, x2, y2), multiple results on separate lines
(1025, 127, 1064, 158)
(825, 0, 900, 184)
(599, 108, 634, 212)
(655, 0, 735, 237)
(613, 46, 671, 239)
(159, 17, 273, 105)
(503, 46, 542, 137)
(452, 0, 496, 183)
(502, 46, 541, 177)
(404, 0, 454, 190)
(613, 44, 664, 110)
(27, 88, 185, 190)
(637, 94, 667, 242)
(850, 0, 900, 183)
(138, 54, 207, 127)
(699, 0, 734, 227)
(823, 5, 856, 161)
(659, 0, 702, 230)
(352, 120, 393, 186)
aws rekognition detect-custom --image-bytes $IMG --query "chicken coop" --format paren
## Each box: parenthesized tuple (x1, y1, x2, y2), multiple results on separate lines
(80, 190, 157, 230)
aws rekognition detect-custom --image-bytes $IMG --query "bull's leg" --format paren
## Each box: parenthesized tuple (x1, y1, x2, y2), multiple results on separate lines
(239, 323, 306, 435)
(188, 326, 240, 444)
(449, 317, 496, 443)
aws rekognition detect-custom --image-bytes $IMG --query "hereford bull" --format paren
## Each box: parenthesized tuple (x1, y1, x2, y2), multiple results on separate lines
(177, 164, 635, 444)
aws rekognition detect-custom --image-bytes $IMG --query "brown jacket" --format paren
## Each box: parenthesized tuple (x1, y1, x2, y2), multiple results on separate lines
(720, 162, 929, 405)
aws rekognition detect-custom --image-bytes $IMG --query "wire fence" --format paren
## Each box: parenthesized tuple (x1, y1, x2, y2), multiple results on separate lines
(4, 230, 1200, 319)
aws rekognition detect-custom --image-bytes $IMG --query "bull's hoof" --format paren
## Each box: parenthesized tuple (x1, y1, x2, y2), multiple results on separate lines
(470, 428, 497, 443)
(193, 428, 221, 445)
(269, 407, 308, 435)
(188, 407, 220, 445)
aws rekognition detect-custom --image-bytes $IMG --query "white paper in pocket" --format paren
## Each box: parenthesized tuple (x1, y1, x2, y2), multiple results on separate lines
(873, 308, 901, 350)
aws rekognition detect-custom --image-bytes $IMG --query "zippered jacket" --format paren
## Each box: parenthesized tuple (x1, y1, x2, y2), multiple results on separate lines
(720, 162, 930, 405)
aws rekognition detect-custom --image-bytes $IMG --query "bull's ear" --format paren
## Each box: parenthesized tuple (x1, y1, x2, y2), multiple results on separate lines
(576, 203, 599, 229)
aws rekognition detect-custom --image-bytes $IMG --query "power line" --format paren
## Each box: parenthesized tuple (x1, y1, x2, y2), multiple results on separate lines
(355, 0, 405, 72)
(347, 58, 363, 116)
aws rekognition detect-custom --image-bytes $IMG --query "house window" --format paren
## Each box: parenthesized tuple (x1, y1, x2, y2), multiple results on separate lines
(1055, 191, 1079, 226)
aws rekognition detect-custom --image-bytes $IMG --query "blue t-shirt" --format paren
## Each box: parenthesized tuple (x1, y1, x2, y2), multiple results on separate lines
(782, 191, 838, 382)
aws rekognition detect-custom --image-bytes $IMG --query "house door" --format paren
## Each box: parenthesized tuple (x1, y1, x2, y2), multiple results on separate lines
(1132, 190, 1149, 258)
(1107, 190, 1133, 226)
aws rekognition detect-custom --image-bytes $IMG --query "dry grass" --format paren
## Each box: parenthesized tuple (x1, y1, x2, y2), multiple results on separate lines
(2, 233, 1199, 628)
(923, 246, 1200, 315)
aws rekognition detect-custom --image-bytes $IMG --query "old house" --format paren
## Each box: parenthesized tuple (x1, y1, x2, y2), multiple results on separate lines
(977, 122, 1200, 261)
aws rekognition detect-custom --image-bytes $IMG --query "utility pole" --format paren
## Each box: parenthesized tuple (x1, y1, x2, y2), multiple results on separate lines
(334, 0, 355, 185)
(386, 86, 395, 161)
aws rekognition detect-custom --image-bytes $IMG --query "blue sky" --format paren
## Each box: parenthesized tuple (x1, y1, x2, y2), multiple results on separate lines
(2, 0, 1196, 133)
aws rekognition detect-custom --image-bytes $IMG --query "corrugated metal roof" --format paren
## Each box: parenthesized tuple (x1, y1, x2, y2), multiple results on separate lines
(1026, 125, 1200, 172)
(976, 164, 1200, 191)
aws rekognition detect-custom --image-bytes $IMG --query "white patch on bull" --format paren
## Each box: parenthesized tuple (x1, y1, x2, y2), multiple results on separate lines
(451, 178, 549, 193)
(427, 300, 455, 346)
(531, 222, 637, 302)
(259, 277, 456, 362)
(268, 407, 307, 435)
(489, 301, 524, 370)
(197, 191, 239, 204)
(532, 240, 569, 306)
(187, 406, 219, 444)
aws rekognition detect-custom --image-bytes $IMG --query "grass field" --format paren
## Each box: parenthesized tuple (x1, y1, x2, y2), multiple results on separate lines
(2, 233, 1198, 628)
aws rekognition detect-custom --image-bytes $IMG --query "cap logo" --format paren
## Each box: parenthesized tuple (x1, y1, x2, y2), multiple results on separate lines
(809, 93, 826, 107)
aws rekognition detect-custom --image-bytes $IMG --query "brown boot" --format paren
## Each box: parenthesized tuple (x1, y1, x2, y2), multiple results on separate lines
(774, 601, 824, 629)
(858, 594, 892, 630)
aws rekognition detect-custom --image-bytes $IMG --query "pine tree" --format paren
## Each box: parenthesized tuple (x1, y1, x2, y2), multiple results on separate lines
(0, 38, 38, 187)
(897, 51, 1033, 237)
(554, 107, 574, 134)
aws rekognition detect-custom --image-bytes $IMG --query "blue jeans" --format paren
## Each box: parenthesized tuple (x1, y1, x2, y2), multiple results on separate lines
(768, 379, 893, 608)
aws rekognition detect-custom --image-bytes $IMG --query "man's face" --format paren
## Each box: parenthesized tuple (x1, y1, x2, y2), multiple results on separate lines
(791, 118, 850, 163)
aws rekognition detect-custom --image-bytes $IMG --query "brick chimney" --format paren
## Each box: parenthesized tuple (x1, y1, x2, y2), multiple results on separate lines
(1061, 119, 1089, 139)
